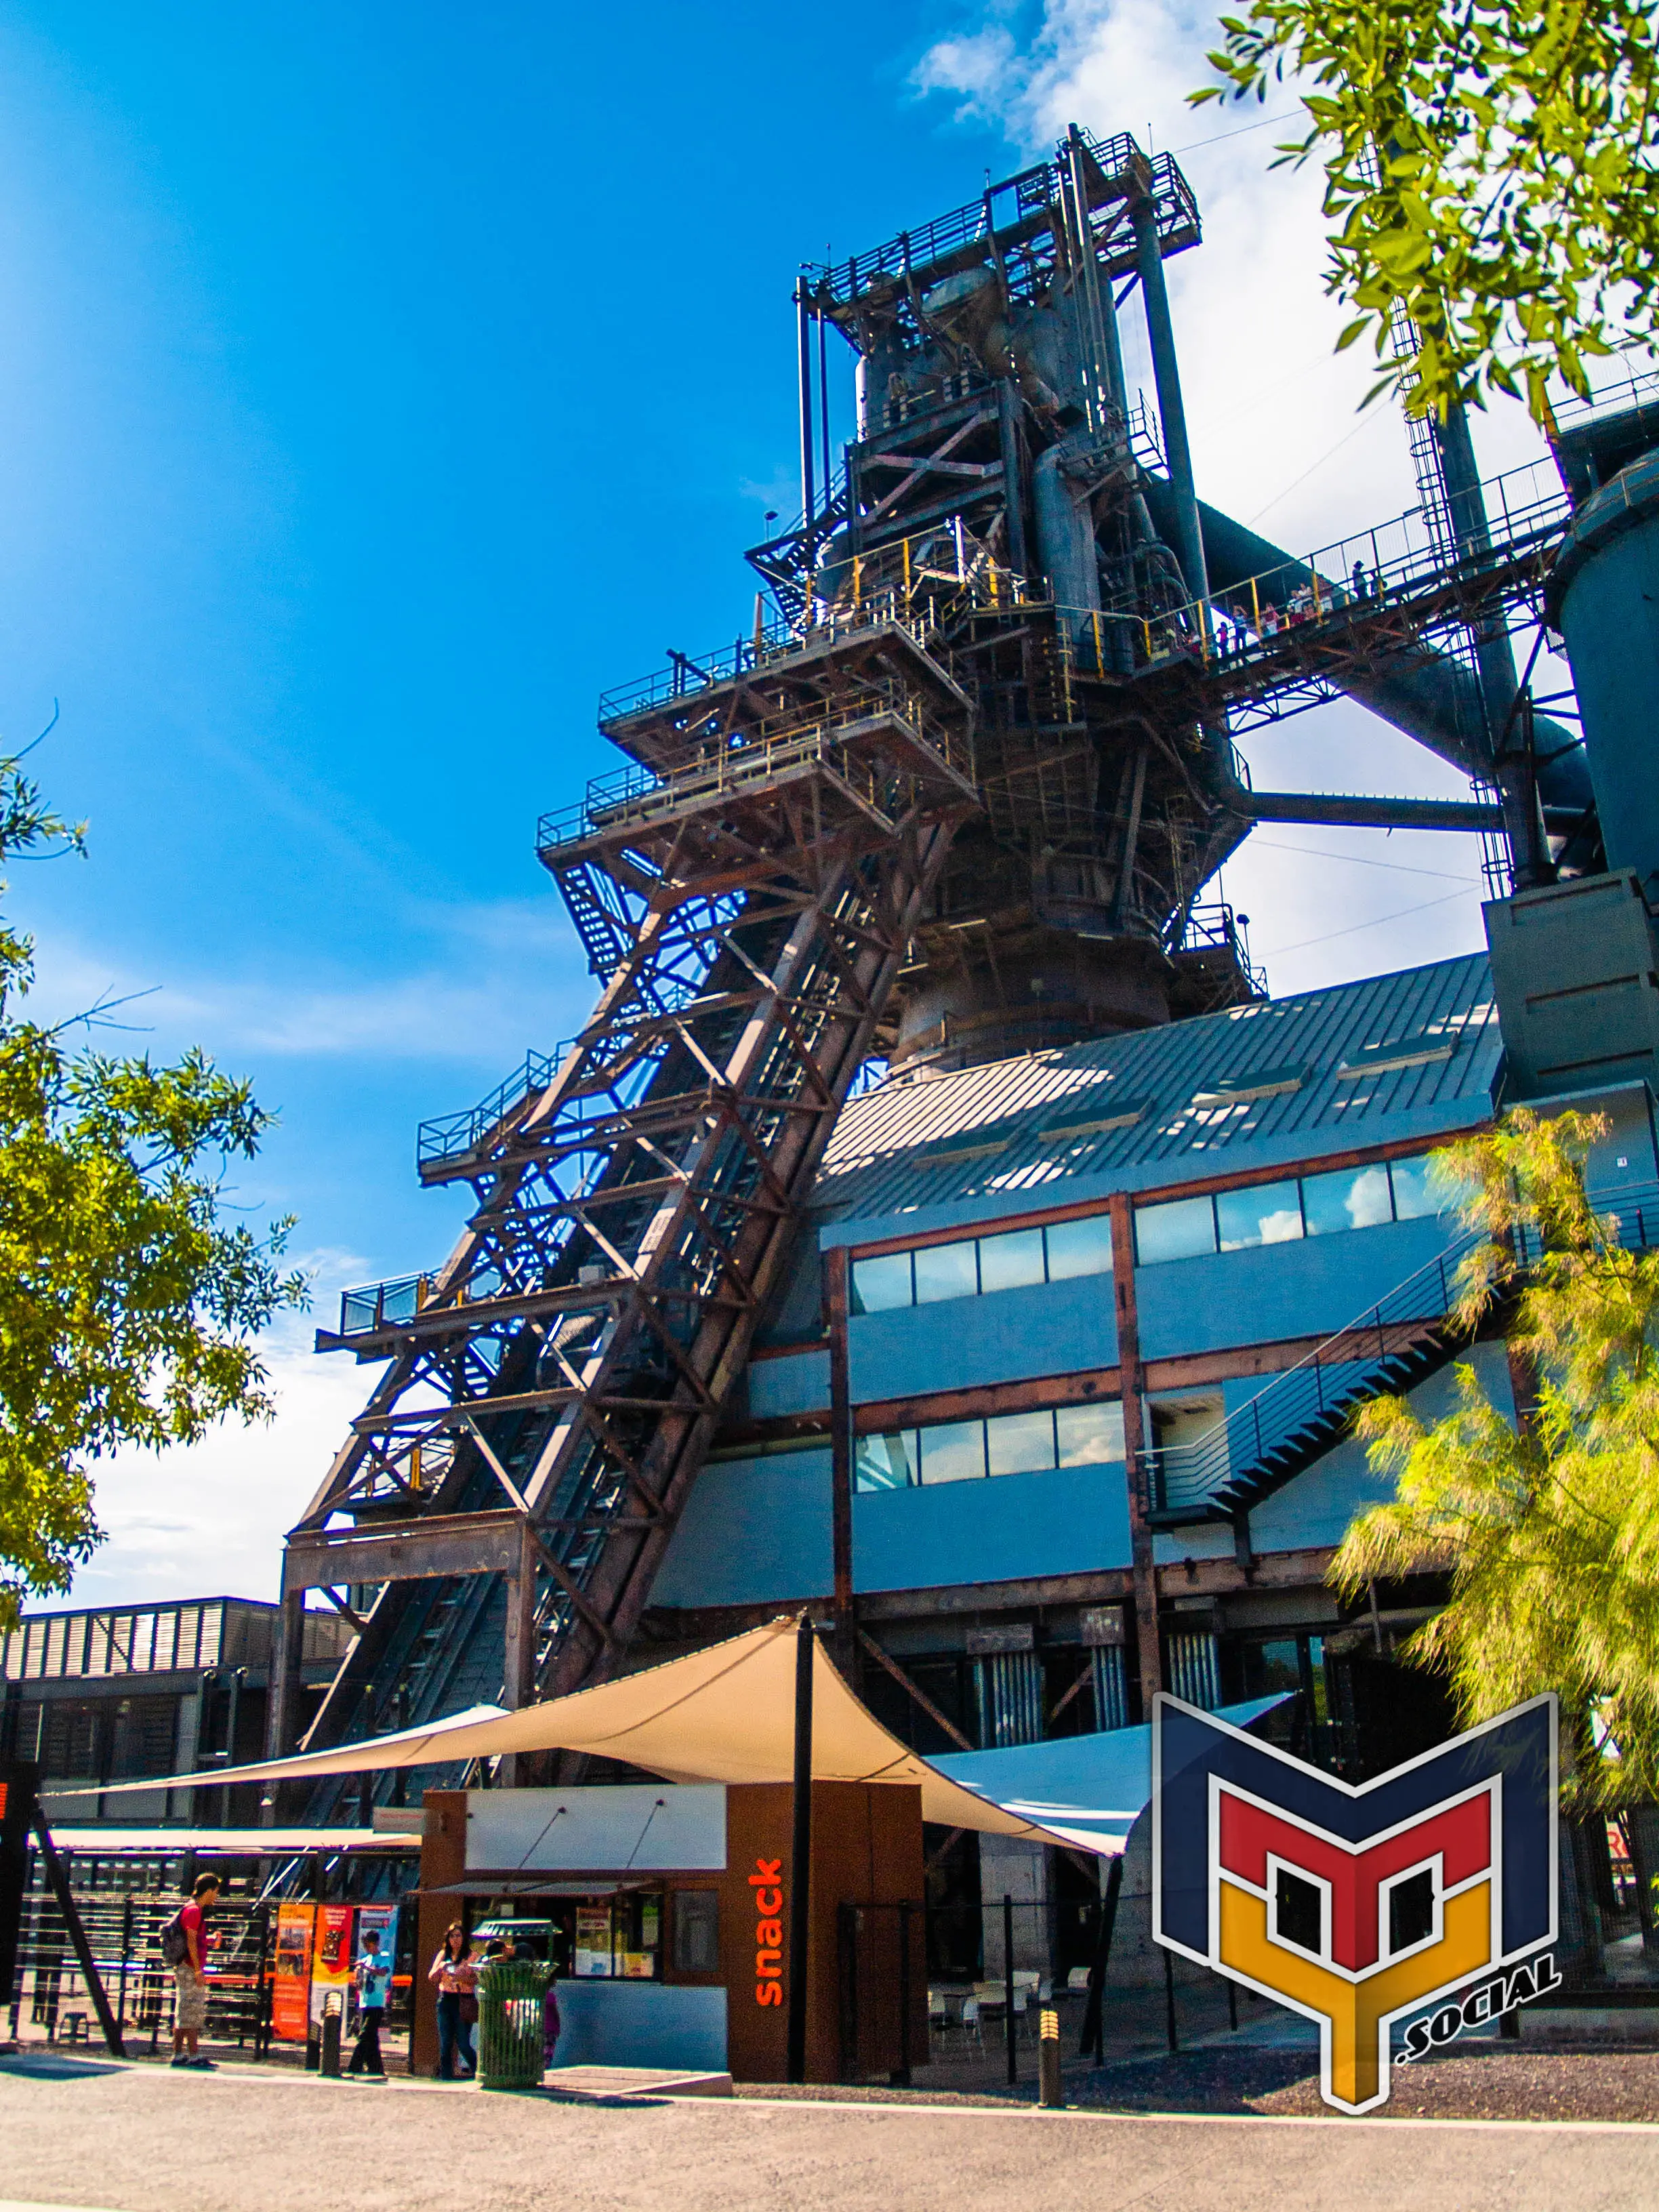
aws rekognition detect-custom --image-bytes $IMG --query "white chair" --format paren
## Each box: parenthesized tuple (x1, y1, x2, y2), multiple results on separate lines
(960, 1995, 983, 2047)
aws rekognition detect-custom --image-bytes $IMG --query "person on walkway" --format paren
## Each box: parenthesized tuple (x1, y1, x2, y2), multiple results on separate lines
(542, 1967, 562, 2075)
(428, 1923, 477, 2080)
(348, 1927, 391, 2078)
(170, 1872, 220, 2069)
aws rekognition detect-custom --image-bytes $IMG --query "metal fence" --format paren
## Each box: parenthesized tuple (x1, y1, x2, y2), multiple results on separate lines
(836, 1889, 1255, 2091)
(6, 1861, 415, 2061)
(9, 1879, 274, 2054)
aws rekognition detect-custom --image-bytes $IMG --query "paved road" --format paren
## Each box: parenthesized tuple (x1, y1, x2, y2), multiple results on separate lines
(1, 2055, 1656, 2212)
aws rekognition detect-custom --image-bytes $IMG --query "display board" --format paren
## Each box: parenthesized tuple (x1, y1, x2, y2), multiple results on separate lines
(309, 1902, 354, 2034)
(270, 1900, 315, 2042)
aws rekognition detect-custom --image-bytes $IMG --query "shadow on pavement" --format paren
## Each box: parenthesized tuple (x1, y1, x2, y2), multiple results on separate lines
(1074, 2047, 1324, 2112)
(0, 2051, 128, 2082)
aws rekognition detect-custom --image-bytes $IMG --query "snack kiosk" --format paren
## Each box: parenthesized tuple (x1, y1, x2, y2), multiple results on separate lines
(413, 1779, 924, 2082)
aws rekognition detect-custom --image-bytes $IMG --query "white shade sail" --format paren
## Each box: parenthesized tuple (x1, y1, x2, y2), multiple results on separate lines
(62, 1617, 1086, 1845)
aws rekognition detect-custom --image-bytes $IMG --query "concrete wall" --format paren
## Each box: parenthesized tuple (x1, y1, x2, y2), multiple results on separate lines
(853, 1460, 1132, 1593)
(1134, 1214, 1454, 1363)
(554, 1981, 728, 2072)
(748, 1350, 830, 1420)
(653, 1450, 1133, 1609)
(848, 1271, 1117, 1404)
(652, 1449, 834, 1608)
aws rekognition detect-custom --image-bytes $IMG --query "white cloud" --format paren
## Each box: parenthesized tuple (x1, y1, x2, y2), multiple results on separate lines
(912, 0, 1561, 991)
(20, 895, 592, 1065)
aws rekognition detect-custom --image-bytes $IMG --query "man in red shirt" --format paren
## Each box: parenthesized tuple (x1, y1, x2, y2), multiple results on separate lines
(171, 1873, 220, 2069)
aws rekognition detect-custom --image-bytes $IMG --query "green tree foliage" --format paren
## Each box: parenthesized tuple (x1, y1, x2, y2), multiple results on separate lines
(1195, 0, 1659, 428)
(1332, 1107, 1659, 1803)
(0, 759, 306, 1626)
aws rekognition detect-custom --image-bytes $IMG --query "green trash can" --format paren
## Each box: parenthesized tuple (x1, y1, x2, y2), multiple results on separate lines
(474, 1959, 551, 2091)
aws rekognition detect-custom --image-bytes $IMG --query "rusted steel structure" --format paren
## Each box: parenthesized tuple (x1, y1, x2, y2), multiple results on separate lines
(269, 123, 1617, 1815)
(271, 625, 977, 1769)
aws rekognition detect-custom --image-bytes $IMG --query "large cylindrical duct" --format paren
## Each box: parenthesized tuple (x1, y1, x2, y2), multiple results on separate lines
(1033, 443, 1101, 640)
(1547, 448, 1659, 903)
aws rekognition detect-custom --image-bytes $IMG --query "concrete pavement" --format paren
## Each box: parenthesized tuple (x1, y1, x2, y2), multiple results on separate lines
(2, 2053, 1657, 2211)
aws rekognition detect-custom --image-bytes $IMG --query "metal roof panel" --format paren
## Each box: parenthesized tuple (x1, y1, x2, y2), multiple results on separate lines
(815, 953, 1499, 1242)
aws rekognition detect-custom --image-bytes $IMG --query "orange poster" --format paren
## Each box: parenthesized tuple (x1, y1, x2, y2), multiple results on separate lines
(271, 1902, 315, 2043)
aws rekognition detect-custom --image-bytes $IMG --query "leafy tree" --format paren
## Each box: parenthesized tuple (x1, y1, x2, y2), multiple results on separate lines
(0, 758, 307, 1626)
(1195, 0, 1659, 429)
(1331, 1107, 1659, 1804)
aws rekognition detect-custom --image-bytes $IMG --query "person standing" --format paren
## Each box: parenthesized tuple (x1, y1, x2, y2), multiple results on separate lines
(427, 1923, 477, 2081)
(169, 1872, 220, 2069)
(348, 1927, 391, 2077)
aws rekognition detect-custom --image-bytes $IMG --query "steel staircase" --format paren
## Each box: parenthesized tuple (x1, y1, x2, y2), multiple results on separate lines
(1149, 1177, 1659, 1526)
(272, 617, 980, 1795)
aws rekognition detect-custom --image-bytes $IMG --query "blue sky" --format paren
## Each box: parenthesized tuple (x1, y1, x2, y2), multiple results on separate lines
(1, 1, 1552, 1603)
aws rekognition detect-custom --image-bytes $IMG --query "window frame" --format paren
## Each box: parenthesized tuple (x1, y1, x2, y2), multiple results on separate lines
(847, 1209, 1115, 1317)
(1132, 1149, 1450, 1268)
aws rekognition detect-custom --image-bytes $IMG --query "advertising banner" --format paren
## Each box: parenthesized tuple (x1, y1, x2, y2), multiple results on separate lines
(270, 1902, 315, 2043)
(309, 1903, 355, 2033)
(0, 1762, 37, 2007)
(354, 1903, 398, 2013)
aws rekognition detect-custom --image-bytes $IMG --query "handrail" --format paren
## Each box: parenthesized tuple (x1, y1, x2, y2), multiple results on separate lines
(414, 1048, 562, 1171)
(600, 450, 1569, 731)
(1151, 1174, 1659, 1519)
(1066, 452, 1571, 682)
(539, 687, 973, 858)
(596, 561, 1029, 726)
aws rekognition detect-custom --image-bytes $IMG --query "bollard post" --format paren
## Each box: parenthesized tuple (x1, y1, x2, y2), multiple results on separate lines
(320, 1989, 343, 2077)
(1003, 1894, 1017, 2086)
(1038, 2008, 1063, 2108)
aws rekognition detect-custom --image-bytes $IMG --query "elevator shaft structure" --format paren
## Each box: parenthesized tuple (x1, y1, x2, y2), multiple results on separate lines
(270, 631, 976, 1782)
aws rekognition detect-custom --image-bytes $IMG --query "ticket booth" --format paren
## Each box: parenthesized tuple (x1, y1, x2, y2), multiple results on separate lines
(414, 1779, 924, 2082)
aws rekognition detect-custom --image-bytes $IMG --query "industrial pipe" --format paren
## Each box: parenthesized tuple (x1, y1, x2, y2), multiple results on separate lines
(1131, 199, 1207, 607)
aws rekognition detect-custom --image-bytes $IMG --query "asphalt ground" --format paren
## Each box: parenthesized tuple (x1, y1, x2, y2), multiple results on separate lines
(3, 2053, 1659, 2212)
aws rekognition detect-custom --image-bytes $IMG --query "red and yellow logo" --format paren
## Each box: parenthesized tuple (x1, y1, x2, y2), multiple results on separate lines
(1153, 1693, 1558, 2116)
(1214, 1778, 1497, 2112)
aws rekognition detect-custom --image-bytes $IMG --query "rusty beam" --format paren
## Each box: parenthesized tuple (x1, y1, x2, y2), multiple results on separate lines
(283, 1510, 527, 1591)
(855, 1628, 973, 1750)
(1109, 1190, 1160, 1708)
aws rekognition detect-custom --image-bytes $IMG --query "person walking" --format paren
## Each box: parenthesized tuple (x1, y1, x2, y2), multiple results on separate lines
(168, 1872, 220, 2069)
(428, 1923, 477, 2080)
(348, 1927, 391, 2078)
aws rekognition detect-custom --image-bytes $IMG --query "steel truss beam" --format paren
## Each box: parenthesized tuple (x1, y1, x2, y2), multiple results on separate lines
(276, 634, 977, 1774)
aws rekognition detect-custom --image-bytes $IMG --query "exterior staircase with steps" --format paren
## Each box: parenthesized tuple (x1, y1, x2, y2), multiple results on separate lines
(1148, 1176, 1659, 1527)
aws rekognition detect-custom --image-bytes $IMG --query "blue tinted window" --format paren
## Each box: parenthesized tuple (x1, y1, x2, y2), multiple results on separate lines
(854, 1431, 918, 1492)
(920, 1422, 986, 1483)
(1044, 1214, 1114, 1280)
(1055, 1401, 1126, 1467)
(977, 1227, 1047, 1293)
(1302, 1164, 1393, 1235)
(1216, 1179, 1304, 1252)
(851, 1252, 913, 1313)
(1134, 1195, 1216, 1265)
(1388, 1156, 1446, 1221)
(985, 1410, 1057, 1477)
(912, 1240, 979, 1305)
